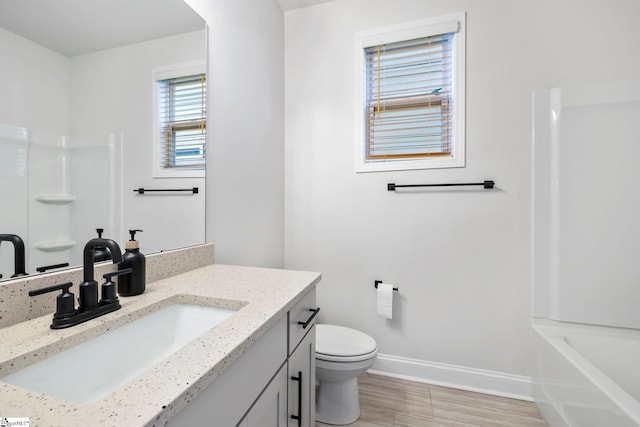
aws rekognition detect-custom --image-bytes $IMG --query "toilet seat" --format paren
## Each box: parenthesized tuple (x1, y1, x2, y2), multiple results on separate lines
(316, 324, 377, 363)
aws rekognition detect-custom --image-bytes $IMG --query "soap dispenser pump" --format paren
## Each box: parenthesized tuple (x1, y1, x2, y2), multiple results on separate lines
(117, 229, 146, 297)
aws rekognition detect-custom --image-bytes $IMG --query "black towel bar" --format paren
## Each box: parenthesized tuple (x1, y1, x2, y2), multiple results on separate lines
(388, 181, 495, 191)
(133, 187, 199, 194)
(36, 262, 70, 273)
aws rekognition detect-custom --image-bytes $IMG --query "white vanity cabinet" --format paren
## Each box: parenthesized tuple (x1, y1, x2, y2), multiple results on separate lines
(167, 287, 317, 427)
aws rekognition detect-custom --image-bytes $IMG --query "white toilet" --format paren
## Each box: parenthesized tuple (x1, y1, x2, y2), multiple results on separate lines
(315, 324, 378, 425)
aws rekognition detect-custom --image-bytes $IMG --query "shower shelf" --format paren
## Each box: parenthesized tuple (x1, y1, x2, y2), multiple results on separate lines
(34, 240, 75, 252)
(35, 194, 76, 205)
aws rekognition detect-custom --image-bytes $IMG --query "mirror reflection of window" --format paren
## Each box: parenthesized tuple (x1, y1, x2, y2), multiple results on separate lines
(153, 62, 207, 178)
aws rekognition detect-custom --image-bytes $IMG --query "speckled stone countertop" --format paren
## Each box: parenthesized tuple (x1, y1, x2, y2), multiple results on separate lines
(0, 264, 321, 426)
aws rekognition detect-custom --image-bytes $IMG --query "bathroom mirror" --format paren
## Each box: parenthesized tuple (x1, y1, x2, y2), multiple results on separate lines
(0, 0, 207, 281)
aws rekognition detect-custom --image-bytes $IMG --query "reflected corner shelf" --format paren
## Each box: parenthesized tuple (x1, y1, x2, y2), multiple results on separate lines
(35, 194, 76, 205)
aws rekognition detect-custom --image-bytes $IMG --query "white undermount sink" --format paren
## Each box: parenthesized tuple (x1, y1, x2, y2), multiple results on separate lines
(1, 302, 237, 404)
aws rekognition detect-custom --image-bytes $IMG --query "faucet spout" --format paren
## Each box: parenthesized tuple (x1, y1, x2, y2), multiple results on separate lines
(0, 234, 28, 278)
(82, 238, 123, 282)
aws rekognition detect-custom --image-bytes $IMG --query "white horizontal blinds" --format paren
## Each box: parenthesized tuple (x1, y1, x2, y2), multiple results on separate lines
(365, 33, 454, 160)
(158, 74, 206, 169)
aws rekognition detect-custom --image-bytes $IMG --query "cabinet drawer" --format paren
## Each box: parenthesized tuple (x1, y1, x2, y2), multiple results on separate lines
(288, 288, 318, 355)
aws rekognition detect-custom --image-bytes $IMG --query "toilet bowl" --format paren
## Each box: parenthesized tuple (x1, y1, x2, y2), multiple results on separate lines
(315, 324, 378, 425)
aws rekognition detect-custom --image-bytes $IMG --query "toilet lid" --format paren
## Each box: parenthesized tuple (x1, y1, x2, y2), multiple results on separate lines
(316, 324, 377, 361)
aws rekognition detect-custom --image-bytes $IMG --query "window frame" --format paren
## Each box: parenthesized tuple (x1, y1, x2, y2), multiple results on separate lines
(355, 13, 466, 173)
(152, 61, 206, 179)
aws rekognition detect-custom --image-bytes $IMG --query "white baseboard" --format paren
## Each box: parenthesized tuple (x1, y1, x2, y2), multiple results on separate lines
(368, 353, 534, 401)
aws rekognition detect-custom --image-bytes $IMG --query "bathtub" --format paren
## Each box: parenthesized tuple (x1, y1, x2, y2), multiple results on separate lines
(532, 319, 640, 427)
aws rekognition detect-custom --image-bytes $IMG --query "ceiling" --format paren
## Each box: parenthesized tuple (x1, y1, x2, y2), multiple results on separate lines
(278, 0, 335, 11)
(0, 0, 205, 57)
(0, 0, 335, 58)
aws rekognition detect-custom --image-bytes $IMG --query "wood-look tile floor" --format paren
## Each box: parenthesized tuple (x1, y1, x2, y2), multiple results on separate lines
(316, 374, 549, 427)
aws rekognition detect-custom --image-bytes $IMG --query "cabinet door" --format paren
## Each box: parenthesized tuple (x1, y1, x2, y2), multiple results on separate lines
(288, 325, 315, 427)
(241, 363, 288, 427)
(167, 317, 287, 427)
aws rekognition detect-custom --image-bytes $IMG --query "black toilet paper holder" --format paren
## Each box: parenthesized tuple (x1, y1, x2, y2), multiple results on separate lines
(374, 280, 398, 292)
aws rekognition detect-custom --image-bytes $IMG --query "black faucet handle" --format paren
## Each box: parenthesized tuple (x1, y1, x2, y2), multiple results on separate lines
(29, 281, 73, 297)
(100, 269, 130, 306)
(103, 268, 132, 281)
(29, 282, 77, 324)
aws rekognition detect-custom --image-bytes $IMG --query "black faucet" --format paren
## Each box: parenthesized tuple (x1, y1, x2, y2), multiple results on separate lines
(28, 238, 129, 329)
(78, 238, 124, 311)
(0, 234, 28, 278)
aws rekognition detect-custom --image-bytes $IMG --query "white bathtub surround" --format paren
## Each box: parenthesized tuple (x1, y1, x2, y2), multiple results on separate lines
(532, 79, 640, 330)
(0, 263, 321, 425)
(0, 243, 214, 328)
(533, 319, 640, 427)
(0, 26, 68, 279)
(532, 78, 640, 425)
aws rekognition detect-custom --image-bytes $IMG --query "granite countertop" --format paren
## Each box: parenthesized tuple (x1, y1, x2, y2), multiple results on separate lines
(0, 264, 321, 426)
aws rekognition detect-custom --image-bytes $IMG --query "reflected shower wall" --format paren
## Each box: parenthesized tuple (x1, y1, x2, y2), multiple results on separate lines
(67, 132, 123, 265)
(28, 131, 74, 275)
(0, 124, 29, 279)
(533, 79, 640, 330)
(0, 124, 122, 278)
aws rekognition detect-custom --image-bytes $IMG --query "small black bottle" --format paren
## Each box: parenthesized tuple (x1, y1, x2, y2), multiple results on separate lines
(117, 229, 146, 297)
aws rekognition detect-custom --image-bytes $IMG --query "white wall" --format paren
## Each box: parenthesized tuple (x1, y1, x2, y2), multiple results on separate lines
(0, 28, 69, 135)
(68, 30, 206, 255)
(186, 0, 285, 268)
(284, 0, 640, 387)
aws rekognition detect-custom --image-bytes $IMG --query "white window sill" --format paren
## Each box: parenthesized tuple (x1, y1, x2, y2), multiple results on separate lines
(153, 168, 205, 179)
(356, 155, 465, 173)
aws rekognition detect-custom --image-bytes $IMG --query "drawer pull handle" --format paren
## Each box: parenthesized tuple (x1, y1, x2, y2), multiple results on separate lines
(297, 307, 320, 329)
(290, 371, 302, 427)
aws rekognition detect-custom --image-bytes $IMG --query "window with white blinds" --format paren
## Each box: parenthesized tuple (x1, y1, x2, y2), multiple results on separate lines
(365, 34, 453, 159)
(157, 73, 206, 171)
(356, 14, 465, 172)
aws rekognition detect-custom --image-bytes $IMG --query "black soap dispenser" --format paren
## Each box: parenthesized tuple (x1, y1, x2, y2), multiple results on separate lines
(117, 229, 146, 297)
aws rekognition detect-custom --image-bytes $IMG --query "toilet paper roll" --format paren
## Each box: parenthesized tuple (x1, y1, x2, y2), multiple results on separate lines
(377, 283, 394, 319)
